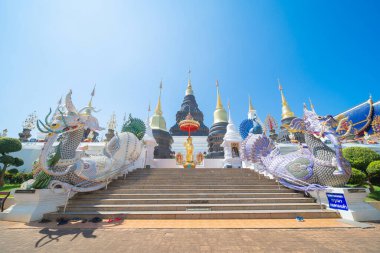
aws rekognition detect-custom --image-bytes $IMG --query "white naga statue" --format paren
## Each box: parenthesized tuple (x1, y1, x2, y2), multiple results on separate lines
(24, 90, 144, 192)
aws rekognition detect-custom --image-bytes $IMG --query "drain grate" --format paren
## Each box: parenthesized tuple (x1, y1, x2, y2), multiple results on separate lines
(186, 207, 211, 211)
(189, 200, 209, 204)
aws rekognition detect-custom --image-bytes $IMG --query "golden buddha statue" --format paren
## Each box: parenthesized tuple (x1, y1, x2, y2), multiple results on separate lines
(184, 136, 194, 162)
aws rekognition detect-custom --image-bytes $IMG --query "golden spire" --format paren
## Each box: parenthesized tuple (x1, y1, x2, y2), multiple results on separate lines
(278, 79, 295, 120)
(216, 80, 223, 109)
(88, 84, 96, 107)
(154, 81, 163, 115)
(309, 97, 315, 112)
(186, 69, 194, 96)
(150, 81, 167, 131)
(213, 80, 228, 124)
(248, 95, 255, 112)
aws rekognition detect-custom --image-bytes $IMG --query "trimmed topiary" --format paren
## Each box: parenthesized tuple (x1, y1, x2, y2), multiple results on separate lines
(0, 137, 22, 154)
(121, 114, 146, 140)
(7, 168, 19, 174)
(367, 161, 380, 185)
(0, 137, 24, 187)
(347, 168, 367, 186)
(343, 147, 380, 173)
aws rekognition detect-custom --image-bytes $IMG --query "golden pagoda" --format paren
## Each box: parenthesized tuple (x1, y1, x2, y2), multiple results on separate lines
(249, 95, 255, 112)
(186, 78, 194, 96)
(278, 79, 295, 120)
(213, 80, 228, 124)
(150, 81, 167, 131)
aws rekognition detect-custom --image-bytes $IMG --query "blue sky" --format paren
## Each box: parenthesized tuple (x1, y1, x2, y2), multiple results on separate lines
(0, 0, 379, 138)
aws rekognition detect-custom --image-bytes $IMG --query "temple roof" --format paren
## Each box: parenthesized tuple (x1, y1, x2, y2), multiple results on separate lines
(334, 96, 380, 136)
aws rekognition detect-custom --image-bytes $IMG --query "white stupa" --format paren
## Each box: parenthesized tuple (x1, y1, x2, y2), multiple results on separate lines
(221, 103, 243, 168)
(143, 105, 158, 167)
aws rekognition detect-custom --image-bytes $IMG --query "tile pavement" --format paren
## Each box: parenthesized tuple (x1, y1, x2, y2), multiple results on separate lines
(0, 221, 379, 252)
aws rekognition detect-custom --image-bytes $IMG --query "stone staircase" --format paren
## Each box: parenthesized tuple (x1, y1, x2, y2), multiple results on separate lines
(44, 168, 339, 220)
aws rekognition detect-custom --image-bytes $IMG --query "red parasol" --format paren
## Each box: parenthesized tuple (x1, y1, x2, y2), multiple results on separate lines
(179, 113, 200, 136)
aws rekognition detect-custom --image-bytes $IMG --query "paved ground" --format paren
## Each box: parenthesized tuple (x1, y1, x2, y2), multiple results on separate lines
(0, 219, 355, 229)
(1, 221, 379, 252)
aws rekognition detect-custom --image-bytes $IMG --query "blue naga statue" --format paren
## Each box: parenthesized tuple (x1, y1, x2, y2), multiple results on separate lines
(242, 107, 352, 190)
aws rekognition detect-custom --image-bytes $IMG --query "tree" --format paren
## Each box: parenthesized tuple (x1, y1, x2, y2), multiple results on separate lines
(367, 161, 380, 192)
(0, 137, 24, 187)
(348, 168, 367, 186)
(342, 147, 380, 172)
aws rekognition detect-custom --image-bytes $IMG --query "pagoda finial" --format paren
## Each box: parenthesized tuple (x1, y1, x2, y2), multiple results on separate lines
(213, 80, 227, 124)
(107, 112, 117, 130)
(155, 81, 163, 115)
(88, 84, 96, 107)
(186, 69, 194, 96)
(148, 102, 151, 117)
(123, 112, 127, 124)
(216, 80, 223, 109)
(227, 99, 232, 123)
(278, 79, 295, 120)
(309, 97, 315, 112)
(150, 81, 167, 131)
(248, 95, 255, 112)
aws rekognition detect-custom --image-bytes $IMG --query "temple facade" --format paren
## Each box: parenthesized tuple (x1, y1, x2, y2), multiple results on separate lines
(207, 81, 228, 158)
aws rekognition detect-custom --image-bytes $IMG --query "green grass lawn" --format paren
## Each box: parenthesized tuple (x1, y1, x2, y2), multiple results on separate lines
(366, 185, 380, 202)
(346, 184, 380, 202)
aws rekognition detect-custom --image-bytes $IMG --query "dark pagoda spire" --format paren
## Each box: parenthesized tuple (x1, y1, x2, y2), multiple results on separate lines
(169, 70, 209, 136)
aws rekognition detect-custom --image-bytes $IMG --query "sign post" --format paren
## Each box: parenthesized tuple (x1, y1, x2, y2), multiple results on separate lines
(326, 193, 348, 211)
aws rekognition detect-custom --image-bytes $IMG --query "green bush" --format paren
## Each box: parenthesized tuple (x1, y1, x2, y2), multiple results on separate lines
(7, 168, 19, 174)
(0, 137, 22, 154)
(367, 161, 380, 185)
(0, 137, 24, 187)
(343, 147, 380, 173)
(4, 171, 33, 184)
(348, 168, 367, 185)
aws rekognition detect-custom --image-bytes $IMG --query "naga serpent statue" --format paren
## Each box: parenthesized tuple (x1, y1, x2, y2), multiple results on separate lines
(25, 90, 144, 192)
(241, 106, 352, 190)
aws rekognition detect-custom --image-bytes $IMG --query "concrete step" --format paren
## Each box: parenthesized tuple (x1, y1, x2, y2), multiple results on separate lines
(67, 197, 315, 205)
(45, 209, 339, 220)
(75, 192, 305, 199)
(119, 180, 274, 184)
(106, 184, 284, 189)
(128, 168, 252, 172)
(124, 174, 262, 178)
(60, 203, 323, 212)
(100, 189, 293, 194)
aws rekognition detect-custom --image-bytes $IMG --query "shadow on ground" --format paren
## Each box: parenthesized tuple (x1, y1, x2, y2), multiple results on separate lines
(35, 228, 96, 248)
